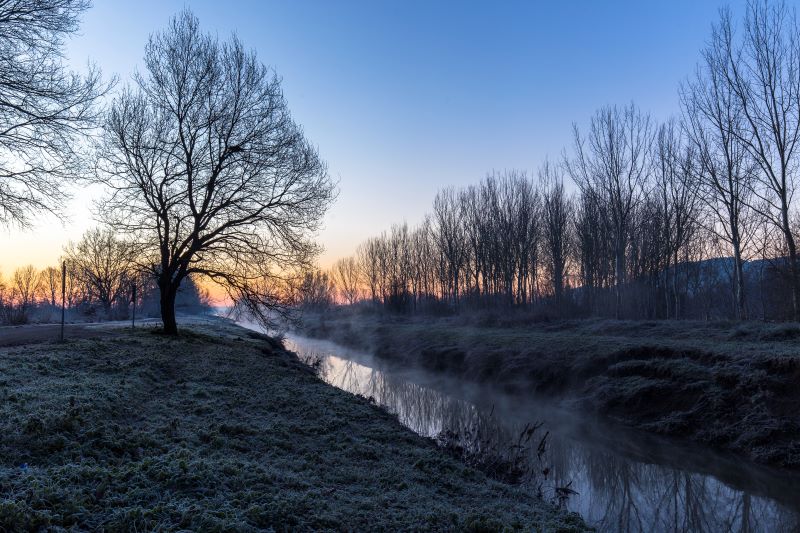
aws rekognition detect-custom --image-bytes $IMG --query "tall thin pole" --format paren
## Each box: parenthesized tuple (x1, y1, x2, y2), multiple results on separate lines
(60, 260, 66, 342)
(131, 283, 136, 329)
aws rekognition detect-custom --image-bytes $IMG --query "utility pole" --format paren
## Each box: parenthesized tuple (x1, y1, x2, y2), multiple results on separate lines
(60, 260, 66, 342)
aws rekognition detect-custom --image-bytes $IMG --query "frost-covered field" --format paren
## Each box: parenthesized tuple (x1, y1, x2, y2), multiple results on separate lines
(302, 312, 800, 469)
(0, 323, 585, 531)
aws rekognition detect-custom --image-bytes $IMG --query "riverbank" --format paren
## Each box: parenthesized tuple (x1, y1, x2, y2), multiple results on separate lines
(0, 321, 586, 531)
(299, 311, 800, 469)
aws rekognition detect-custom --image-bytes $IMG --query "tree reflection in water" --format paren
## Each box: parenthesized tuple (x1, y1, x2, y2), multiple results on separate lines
(287, 336, 800, 533)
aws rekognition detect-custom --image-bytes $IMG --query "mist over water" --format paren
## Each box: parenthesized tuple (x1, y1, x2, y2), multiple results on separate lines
(273, 332, 800, 533)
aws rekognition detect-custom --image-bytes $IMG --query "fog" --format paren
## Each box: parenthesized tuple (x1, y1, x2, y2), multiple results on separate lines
(282, 333, 800, 532)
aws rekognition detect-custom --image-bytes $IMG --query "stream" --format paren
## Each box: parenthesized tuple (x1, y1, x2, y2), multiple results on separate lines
(244, 323, 800, 532)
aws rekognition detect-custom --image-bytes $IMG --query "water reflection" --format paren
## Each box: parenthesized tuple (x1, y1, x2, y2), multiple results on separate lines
(285, 335, 800, 533)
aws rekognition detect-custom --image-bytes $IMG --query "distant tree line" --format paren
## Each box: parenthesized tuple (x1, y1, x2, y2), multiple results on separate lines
(301, 2, 800, 322)
(0, 228, 211, 325)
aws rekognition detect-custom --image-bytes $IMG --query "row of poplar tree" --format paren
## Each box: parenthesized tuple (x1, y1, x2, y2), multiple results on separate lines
(309, 2, 800, 321)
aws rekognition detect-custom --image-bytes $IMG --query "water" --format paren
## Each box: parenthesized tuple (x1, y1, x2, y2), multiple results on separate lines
(244, 323, 800, 532)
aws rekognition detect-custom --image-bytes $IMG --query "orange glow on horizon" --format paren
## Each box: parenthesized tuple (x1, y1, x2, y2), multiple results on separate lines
(201, 281, 233, 307)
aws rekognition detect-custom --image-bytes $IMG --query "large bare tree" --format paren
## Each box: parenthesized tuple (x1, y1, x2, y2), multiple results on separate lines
(0, 0, 106, 226)
(712, 1, 800, 319)
(682, 30, 756, 321)
(94, 11, 334, 333)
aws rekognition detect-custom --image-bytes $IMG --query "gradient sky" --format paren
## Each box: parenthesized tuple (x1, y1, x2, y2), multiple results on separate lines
(0, 0, 753, 276)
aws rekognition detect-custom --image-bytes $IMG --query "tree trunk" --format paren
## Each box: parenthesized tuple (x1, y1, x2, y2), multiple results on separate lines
(615, 243, 625, 320)
(160, 282, 178, 335)
(776, 164, 800, 321)
(554, 262, 563, 308)
(732, 244, 747, 321)
(664, 254, 672, 319)
(783, 209, 800, 321)
(673, 250, 680, 320)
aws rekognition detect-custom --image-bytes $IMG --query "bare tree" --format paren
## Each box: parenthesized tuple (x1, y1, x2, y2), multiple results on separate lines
(297, 269, 335, 311)
(63, 228, 133, 317)
(11, 265, 40, 319)
(94, 11, 335, 333)
(386, 223, 412, 311)
(652, 120, 701, 318)
(357, 237, 381, 304)
(0, 272, 9, 323)
(573, 186, 611, 313)
(333, 256, 361, 305)
(460, 184, 485, 304)
(509, 171, 541, 307)
(540, 159, 571, 307)
(37, 265, 61, 307)
(314, 2, 800, 322)
(683, 19, 757, 320)
(711, 1, 800, 319)
(566, 103, 652, 318)
(0, 0, 107, 226)
(432, 187, 467, 309)
(410, 215, 437, 309)
(64, 261, 87, 309)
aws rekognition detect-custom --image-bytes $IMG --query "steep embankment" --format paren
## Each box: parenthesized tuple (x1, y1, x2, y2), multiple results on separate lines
(0, 322, 585, 531)
(301, 313, 800, 469)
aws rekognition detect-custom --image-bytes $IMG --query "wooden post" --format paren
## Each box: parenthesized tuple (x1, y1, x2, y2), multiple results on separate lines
(131, 283, 136, 329)
(60, 260, 66, 342)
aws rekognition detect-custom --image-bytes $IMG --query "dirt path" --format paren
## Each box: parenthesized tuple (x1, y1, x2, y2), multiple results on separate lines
(0, 315, 230, 347)
(0, 323, 118, 346)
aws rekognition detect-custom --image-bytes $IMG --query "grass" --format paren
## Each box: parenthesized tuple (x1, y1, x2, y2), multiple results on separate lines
(0, 322, 586, 531)
(301, 311, 800, 469)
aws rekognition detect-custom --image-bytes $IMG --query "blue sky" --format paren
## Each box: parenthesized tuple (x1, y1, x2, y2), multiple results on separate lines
(1, 0, 751, 272)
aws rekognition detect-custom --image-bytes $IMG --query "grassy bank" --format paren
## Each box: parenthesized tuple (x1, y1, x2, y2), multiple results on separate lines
(301, 311, 800, 469)
(0, 322, 586, 531)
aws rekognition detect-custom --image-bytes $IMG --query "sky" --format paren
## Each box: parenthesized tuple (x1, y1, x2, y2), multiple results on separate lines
(0, 0, 753, 276)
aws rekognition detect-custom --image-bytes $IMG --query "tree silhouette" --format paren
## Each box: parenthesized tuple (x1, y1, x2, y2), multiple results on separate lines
(0, 0, 107, 226)
(94, 10, 334, 334)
